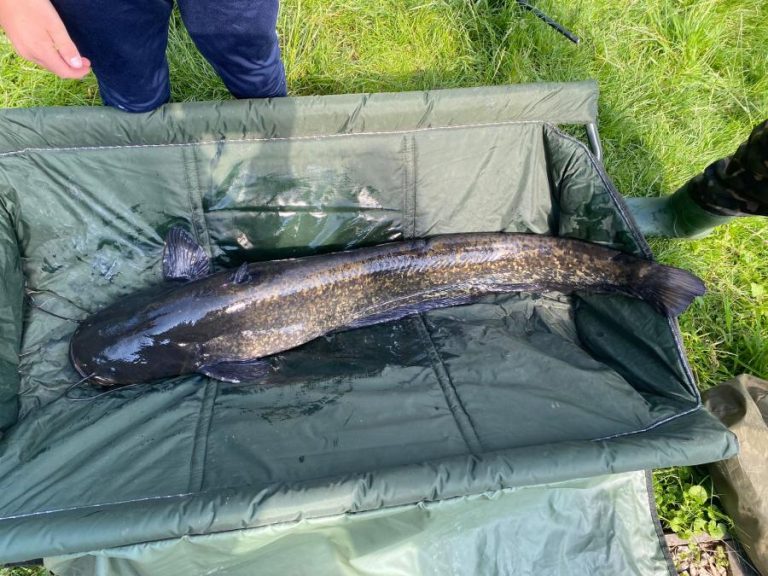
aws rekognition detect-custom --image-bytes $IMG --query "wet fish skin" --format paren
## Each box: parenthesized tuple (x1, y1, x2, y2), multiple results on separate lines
(69, 231, 705, 386)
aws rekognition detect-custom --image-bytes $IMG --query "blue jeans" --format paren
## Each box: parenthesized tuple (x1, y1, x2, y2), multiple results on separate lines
(51, 0, 287, 112)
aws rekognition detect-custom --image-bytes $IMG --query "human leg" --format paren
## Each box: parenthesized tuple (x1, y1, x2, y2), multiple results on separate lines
(50, 0, 174, 112)
(177, 0, 286, 99)
(680, 120, 768, 216)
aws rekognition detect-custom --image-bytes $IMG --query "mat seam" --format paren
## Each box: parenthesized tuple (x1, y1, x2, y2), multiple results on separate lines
(187, 381, 218, 493)
(645, 469, 678, 576)
(182, 144, 218, 493)
(410, 134, 418, 237)
(400, 136, 414, 238)
(412, 316, 483, 455)
(0, 120, 546, 158)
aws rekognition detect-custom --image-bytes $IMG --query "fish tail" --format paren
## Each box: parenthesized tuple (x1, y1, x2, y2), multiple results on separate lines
(635, 264, 706, 316)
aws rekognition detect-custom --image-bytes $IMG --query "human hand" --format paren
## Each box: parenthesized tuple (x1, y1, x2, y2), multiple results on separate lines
(0, 0, 91, 79)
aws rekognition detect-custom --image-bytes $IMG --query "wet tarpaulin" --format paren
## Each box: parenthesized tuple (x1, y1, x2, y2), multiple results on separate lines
(0, 82, 735, 571)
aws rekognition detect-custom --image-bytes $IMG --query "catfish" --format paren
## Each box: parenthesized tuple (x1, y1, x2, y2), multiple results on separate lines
(70, 227, 705, 386)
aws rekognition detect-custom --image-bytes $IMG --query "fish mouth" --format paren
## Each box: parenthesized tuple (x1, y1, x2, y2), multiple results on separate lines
(69, 341, 88, 379)
(69, 341, 115, 387)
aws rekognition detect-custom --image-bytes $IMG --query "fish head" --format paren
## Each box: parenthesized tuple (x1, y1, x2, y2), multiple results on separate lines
(69, 287, 201, 386)
(70, 326, 198, 387)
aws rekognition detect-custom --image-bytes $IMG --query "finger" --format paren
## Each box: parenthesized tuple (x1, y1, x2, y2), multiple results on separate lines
(30, 46, 90, 79)
(47, 25, 91, 78)
(48, 20, 85, 70)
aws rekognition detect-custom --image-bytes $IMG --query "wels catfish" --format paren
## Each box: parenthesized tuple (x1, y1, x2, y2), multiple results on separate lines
(70, 227, 705, 386)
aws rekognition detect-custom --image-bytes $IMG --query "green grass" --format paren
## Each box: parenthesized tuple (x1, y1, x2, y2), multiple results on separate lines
(0, 568, 46, 576)
(1, 0, 766, 565)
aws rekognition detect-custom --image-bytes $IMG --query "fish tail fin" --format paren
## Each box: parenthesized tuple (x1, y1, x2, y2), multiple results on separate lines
(635, 264, 706, 316)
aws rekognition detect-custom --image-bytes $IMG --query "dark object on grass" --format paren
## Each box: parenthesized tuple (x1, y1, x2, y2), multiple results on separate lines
(517, 0, 580, 44)
(70, 227, 704, 386)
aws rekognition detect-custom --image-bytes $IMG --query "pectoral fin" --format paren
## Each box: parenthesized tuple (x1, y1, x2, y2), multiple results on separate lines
(232, 263, 251, 284)
(162, 227, 211, 281)
(198, 359, 271, 383)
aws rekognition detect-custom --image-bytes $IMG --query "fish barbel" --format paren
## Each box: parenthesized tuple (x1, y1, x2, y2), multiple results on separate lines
(69, 228, 705, 386)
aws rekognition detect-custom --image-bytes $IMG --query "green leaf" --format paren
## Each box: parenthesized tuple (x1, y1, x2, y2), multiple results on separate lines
(693, 517, 707, 534)
(687, 485, 708, 505)
(708, 520, 727, 540)
(751, 283, 765, 299)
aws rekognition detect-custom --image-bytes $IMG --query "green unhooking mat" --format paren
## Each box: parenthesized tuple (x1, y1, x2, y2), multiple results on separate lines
(0, 82, 736, 570)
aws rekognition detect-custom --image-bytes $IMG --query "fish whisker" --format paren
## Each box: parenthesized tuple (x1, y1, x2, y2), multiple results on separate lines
(18, 347, 42, 359)
(27, 296, 81, 323)
(65, 376, 147, 402)
(31, 305, 80, 323)
(64, 372, 96, 397)
(25, 288, 92, 313)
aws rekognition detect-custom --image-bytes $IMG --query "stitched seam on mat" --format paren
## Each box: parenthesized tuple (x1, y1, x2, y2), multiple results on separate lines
(400, 136, 411, 238)
(400, 135, 418, 239)
(667, 316, 701, 402)
(0, 120, 545, 158)
(645, 469, 678, 575)
(410, 134, 418, 237)
(412, 316, 483, 454)
(591, 403, 702, 442)
(0, 492, 200, 520)
(182, 145, 218, 493)
(183, 145, 214, 260)
(187, 380, 218, 492)
(181, 146, 200, 240)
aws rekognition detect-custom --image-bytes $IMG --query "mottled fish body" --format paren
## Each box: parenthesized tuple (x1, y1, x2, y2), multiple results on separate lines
(70, 228, 705, 386)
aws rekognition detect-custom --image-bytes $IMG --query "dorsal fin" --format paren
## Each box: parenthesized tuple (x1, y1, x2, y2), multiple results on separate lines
(162, 227, 211, 281)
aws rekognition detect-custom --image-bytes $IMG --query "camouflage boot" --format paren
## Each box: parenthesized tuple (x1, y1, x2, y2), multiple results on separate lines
(678, 119, 768, 217)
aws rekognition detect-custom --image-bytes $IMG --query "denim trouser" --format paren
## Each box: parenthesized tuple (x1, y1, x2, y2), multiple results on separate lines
(50, 0, 287, 112)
